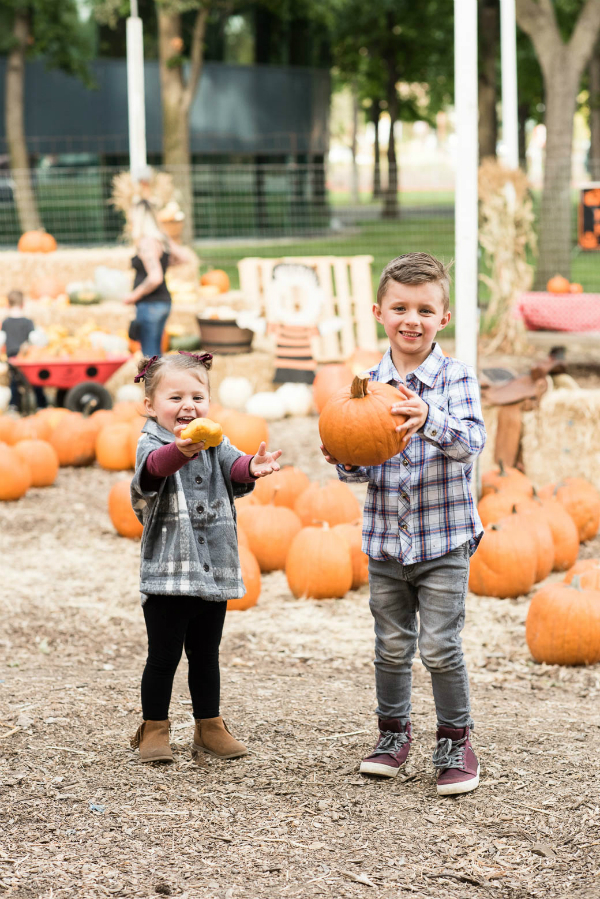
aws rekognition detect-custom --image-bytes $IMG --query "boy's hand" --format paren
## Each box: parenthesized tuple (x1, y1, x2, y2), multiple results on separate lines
(320, 444, 354, 471)
(250, 442, 282, 478)
(391, 384, 429, 440)
(174, 424, 205, 457)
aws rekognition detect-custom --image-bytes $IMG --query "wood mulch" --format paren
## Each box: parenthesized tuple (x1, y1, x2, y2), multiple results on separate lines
(1, 417, 599, 898)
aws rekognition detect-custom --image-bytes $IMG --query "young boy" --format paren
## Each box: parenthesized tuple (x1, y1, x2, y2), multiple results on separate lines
(321, 253, 485, 796)
(2, 290, 47, 410)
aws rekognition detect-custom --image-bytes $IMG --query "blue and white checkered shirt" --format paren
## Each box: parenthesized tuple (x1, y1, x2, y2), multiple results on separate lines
(337, 343, 485, 564)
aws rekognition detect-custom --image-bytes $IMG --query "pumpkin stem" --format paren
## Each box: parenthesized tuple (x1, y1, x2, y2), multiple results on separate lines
(350, 376, 370, 399)
(511, 504, 517, 514)
(498, 459, 506, 475)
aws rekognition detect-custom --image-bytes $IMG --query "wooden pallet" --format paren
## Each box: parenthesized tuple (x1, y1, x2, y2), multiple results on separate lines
(237, 255, 377, 362)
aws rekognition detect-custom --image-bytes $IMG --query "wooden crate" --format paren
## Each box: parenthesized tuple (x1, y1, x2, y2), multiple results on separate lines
(237, 255, 377, 362)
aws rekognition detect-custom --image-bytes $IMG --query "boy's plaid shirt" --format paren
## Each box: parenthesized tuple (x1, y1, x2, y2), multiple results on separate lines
(337, 343, 485, 564)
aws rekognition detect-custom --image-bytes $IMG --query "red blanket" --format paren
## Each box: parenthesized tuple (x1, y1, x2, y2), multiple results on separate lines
(515, 292, 600, 331)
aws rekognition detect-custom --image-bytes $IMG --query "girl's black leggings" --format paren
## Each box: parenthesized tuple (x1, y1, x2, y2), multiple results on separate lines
(141, 595, 227, 721)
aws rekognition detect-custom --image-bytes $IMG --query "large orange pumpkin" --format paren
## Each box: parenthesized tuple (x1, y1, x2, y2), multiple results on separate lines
(332, 522, 368, 589)
(480, 461, 533, 498)
(14, 416, 53, 444)
(0, 443, 32, 500)
(221, 412, 268, 455)
(540, 478, 600, 543)
(29, 277, 66, 299)
(525, 577, 600, 665)
(200, 269, 230, 293)
(0, 416, 18, 445)
(546, 274, 570, 294)
(294, 480, 361, 527)
(227, 546, 261, 610)
(251, 466, 310, 508)
(36, 408, 71, 433)
(86, 410, 116, 438)
(319, 374, 408, 466)
(312, 364, 353, 413)
(237, 502, 302, 571)
(578, 568, 600, 591)
(286, 524, 353, 599)
(569, 282, 584, 294)
(13, 439, 59, 487)
(108, 479, 143, 539)
(50, 416, 96, 467)
(346, 348, 382, 377)
(563, 559, 600, 583)
(469, 515, 537, 598)
(477, 488, 533, 527)
(96, 423, 134, 471)
(112, 401, 144, 423)
(513, 493, 579, 573)
(18, 230, 57, 253)
(508, 502, 554, 582)
(237, 526, 250, 548)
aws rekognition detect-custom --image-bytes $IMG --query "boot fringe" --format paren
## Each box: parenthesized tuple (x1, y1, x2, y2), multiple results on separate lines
(130, 723, 144, 750)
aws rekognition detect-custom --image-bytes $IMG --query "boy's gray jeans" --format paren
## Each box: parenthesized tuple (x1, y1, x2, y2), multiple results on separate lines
(368, 542, 472, 730)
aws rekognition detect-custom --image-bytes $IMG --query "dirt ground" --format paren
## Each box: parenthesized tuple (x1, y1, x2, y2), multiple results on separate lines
(1, 416, 599, 899)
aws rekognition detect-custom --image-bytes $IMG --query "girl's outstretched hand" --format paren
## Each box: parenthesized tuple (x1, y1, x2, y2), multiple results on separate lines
(250, 442, 282, 478)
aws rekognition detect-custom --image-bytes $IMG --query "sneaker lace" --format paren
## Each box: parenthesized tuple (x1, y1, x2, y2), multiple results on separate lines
(432, 735, 466, 772)
(372, 730, 409, 757)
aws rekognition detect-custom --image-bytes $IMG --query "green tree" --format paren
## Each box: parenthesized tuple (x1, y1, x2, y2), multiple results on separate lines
(0, 0, 93, 232)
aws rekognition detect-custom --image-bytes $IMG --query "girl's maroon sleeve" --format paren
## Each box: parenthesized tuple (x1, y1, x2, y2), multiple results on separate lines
(230, 454, 257, 483)
(140, 442, 197, 491)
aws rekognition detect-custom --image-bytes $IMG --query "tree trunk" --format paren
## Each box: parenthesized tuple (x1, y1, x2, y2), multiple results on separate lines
(478, 0, 499, 160)
(371, 103, 381, 199)
(5, 10, 41, 234)
(589, 45, 600, 179)
(382, 66, 399, 219)
(350, 79, 360, 206)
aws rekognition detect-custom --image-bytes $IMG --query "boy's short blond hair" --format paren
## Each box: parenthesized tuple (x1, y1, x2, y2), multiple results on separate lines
(377, 253, 452, 313)
(8, 289, 24, 307)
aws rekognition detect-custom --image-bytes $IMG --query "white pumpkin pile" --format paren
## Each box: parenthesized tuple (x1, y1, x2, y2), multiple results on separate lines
(218, 377, 313, 420)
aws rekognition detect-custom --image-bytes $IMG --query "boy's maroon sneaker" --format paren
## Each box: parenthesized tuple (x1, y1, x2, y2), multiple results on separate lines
(433, 725, 480, 796)
(359, 719, 412, 778)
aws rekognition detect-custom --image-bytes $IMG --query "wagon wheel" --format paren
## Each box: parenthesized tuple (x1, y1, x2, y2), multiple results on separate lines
(64, 382, 113, 415)
(7, 363, 37, 415)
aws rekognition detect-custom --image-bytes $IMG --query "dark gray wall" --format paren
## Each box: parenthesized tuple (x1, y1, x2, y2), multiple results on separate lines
(0, 59, 330, 157)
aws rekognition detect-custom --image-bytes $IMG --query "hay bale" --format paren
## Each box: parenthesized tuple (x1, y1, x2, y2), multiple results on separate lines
(521, 388, 600, 489)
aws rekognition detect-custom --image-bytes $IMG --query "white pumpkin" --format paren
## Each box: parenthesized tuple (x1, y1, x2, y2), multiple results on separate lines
(116, 383, 144, 404)
(245, 391, 286, 421)
(276, 382, 314, 417)
(218, 376, 253, 411)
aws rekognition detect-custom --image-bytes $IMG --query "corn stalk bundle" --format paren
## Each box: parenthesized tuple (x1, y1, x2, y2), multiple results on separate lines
(110, 170, 178, 239)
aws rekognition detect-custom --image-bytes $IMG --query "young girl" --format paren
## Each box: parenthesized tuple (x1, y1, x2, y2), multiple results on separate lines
(129, 352, 281, 763)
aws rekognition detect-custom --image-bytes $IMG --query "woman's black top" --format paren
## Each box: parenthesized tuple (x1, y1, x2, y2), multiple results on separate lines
(132, 251, 171, 303)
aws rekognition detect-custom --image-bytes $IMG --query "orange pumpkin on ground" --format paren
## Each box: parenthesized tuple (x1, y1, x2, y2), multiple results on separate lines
(14, 439, 59, 487)
(96, 423, 134, 471)
(50, 417, 96, 467)
(346, 348, 383, 377)
(295, 480, 361, 528)
(227, 546, 261, 610)
(112, 401, 144, 423)
(221, 412, 268, 455)
(578, 568, 600, 591)
(468, 515, 537, 598)
(539, 478, 600, 542)
(200, 269, 230, 293)
(507, 502, 554, 582)
(546, 274, 571, 294)
(108, 479, 143, 539)
(251, 466, 310, 508)
(235, 493, 257, 512)
(12, 416, 52, 444)
(580, 232, 598, 249)
(237, 527, 250, 548)
(36, 408, 71, 433)
(518, 494, 579, 573)
(312, 364, 354, 413)
(526, 577, 600, 665)
(480, 461, 533, 498)
(0, 443, 32, 500)
(286, 524, 353, 599)
(477, 488, 534, 527)
(0, 416, 17, 445)
(332, 522, 368, 589)
(319, 374, 408, 467)
(237, 502, 302, 572)
(18, 230, 57, 253)
(86, 410, 116, 438)
(569, 282, 584, 294)
(563, 559, 600, 583)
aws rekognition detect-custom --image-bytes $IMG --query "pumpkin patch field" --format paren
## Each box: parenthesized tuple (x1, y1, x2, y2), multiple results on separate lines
(0, 415, 599, 899)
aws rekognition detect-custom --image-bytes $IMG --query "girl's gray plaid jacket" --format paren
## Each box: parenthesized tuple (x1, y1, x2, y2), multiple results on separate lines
(130, 418, 254, 603)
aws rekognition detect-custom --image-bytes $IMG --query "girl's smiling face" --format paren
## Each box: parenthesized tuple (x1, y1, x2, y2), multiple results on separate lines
(144, 369, 210, 434)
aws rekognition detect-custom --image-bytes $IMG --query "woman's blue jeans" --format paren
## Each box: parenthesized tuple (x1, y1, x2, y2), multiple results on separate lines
(135, 300, 171, 357)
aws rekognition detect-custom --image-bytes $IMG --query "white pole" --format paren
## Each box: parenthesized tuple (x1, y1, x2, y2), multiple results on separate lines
(500, 0, 519, 169)
(126, 7, 147, 182)
(454, 0, 479, 369)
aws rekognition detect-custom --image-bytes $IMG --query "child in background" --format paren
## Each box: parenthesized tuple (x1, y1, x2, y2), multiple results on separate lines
(2, 290, 47, 410)
(321, 253, 486, 796)
(130, 351, 282, 763)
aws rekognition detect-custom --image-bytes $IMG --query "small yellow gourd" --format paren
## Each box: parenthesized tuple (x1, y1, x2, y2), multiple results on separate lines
(180, 417, 223, 448)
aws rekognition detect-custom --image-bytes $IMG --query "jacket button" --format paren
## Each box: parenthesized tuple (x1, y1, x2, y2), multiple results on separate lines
(195, 476, 203, 485)
(197, 504, 204, 513)
(203, 563, 210, 572)
(198, 536, 205, 544)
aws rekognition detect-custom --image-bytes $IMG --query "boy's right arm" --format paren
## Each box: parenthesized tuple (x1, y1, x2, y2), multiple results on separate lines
(320, 444, 371, 483)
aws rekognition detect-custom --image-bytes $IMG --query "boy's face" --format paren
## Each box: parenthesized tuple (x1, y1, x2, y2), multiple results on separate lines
(373, 280, 450, 363)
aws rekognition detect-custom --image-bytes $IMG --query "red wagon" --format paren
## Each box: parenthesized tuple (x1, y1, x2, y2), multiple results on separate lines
(8, 355, 131, 414)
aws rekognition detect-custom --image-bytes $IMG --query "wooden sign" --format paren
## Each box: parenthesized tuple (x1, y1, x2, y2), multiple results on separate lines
(578, 183, 600, 249)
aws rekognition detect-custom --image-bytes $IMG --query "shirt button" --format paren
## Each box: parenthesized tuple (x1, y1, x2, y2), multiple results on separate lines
(203, 563, 210, 572)
(195, 476, 203, 485)
(198, 536, 205, 544)
(401, 493, 409, 501)
(400, 523, 409, 532)
(431, 429, 437, 436)
(197, 504, 204, 513)
(402, 458, 410, 467)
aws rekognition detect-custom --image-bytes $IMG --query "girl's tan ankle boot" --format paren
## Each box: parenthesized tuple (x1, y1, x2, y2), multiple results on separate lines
(131, 719, 174, 763)
(192, 716, 248, 759)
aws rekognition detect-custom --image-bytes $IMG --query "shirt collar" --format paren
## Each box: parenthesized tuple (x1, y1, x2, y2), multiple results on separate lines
(376, 342, 445, 389)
